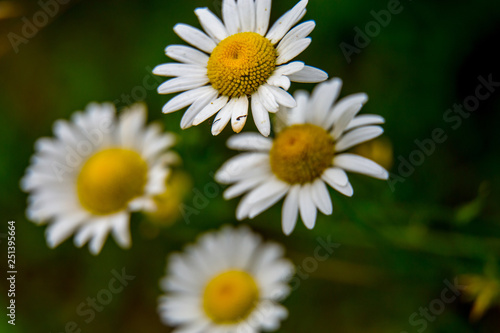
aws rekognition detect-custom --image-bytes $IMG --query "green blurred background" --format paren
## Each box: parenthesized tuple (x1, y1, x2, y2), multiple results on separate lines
(1, 0, 500, 332)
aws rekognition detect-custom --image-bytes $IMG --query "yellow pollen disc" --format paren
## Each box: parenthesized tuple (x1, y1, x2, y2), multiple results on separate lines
(77, 148, 148, 215)
(207, 32, 277, 98)
(270, 124, 335, 184)
(203, 270, 259, 324)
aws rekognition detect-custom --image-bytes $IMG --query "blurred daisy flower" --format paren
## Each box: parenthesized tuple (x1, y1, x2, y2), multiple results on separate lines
(21, 103, 178, 254)
(154, 0, 327, 136)
(215, 78, 389, 235)
(158, 225, 294, 332)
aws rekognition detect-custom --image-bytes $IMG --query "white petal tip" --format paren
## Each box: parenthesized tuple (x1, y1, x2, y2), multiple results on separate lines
(162, 105, 176, 114)
(211, 126, 223, 136)
(257, 126, 270, 137)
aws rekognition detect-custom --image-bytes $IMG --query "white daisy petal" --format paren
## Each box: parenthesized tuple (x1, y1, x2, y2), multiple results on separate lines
(236, 182, 278, 220)
(45, 212, 87, 248)
(282, 185, 300, 235)
(257, 85, 279, 112)
(53, 120, 81, 146)
(287, 89, 309, 124)
(255, 0, 272, 35)
(173, 23, 217, 54)
(118, 105, 146, 148)
(345, 114, 386, 131)
(335, 125, 384, 152)
(159, 295, 205, 325)
(157, 76, 209, 95)
(192, 96, 229, 126)
(110, 213, 131, 249)
(266, 85, 297, 108)
(298, 183, 317, 229)
(231, 96, 249, 133)
(311, 178, 332, 215)
(322, 169, 354, 197)
(268, 63, 303, 92)
(274, 61, 305, 76)
(309, 78, 342, 126)
(88, 225, 111, 255)
(251, 92, 272, 137)
(212, 98, 238, 136)
(195, 8, 229, 43)
(215, 152, 269, 183)
(223, 174, 269, 200)
(153, 63, 207, 77)
(266, 0, 308, 44)
(227, 133, 273, 151)
(238, 0, 256, 32)
(180, 88, 219, 129)
(162, 86, 215, 114)
(245, 178, 289, 206)
(222, 0, 240, 35)
(165, 45, 209, 65)
(334, 153, 389, 180)
(277, 20, 315, 53)
(323, 167, 349, 187)
(267, 74, 291, 91)
(257, 303, 289, 331)
(276, 37, 311, 65)
(287, 65, 328, 83)
(248, 185, 288, 219)
(330, 93, 368, 139)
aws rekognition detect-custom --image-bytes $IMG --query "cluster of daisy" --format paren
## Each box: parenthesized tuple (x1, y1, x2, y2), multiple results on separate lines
(21, 0, 389, 331)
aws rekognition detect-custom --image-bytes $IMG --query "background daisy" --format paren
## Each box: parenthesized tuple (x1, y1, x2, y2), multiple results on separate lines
(159, 225, 294, 333)
(21, 103, 178, 254)
(154, 0, 328, 136)
(216, 78, 389, 235)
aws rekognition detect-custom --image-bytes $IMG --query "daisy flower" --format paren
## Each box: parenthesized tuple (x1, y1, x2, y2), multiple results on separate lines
(215, 78, 389, 235)
(154, 0, 328, 136)
(21, 103, 177, 254)
(158, 225, 294, 332)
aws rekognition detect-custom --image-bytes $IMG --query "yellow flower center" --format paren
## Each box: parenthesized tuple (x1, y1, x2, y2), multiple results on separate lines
(270, 124, 335, 184)
(203, 270, 259, 324)
(207, 32, 277, 98)
(77, 148, 148, 215)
